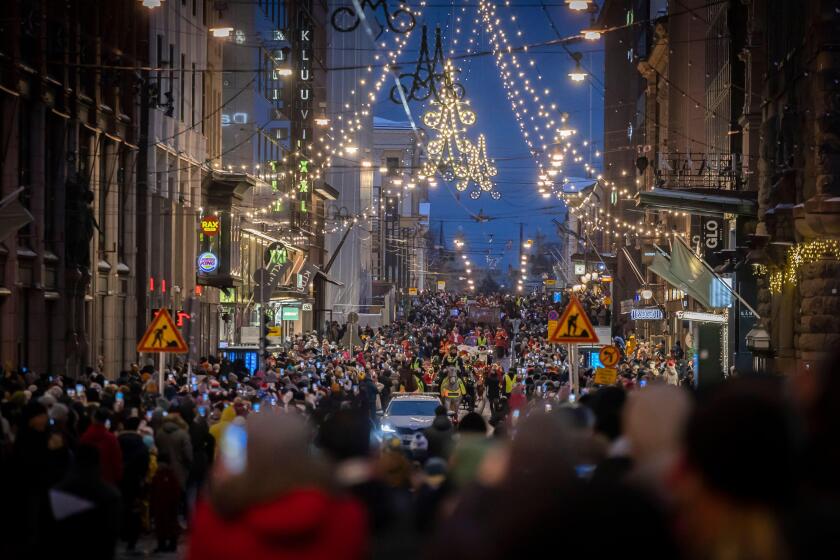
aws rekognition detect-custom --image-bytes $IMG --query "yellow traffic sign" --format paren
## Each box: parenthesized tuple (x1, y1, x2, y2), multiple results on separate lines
(594, 367, 618, 385)
(599, 345, 620, 367)
(547, 296, 599, 344)
(137, 309, 188, 353)
(267, 326, 282, 337)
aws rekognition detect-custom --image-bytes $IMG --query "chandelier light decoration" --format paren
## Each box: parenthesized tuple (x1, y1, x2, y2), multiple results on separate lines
(331, 0, 416, 36)
(459, 134, 499, 200)
(390, 25, 465, 104)
(420, 62, 500, 199)
(421, 63, 476, 181)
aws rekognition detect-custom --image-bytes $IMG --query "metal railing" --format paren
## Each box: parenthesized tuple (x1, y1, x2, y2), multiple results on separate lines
(654, 152, 742, 190)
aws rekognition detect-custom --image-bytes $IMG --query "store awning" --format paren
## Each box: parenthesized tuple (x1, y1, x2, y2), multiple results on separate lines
(649, 242, 733, 310)
(668, 239, 733, 309)
(636, 188, 757, 217)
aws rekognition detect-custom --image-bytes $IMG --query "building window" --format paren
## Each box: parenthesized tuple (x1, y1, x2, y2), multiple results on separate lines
(386, 157, 399, 176)
(18, 101, 33, 246)
(180, 54, 186, 122)
(44, 114, 63, 250)
(201, 72, 206, 134)
(117, 146, 128, 261)
(99, 139, 110, 250)
(192, 62, 197, 127)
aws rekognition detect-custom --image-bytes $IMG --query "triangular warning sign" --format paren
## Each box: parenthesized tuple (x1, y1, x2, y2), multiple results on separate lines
(547, 296, 599, 344)
(137, 309, 188, 353)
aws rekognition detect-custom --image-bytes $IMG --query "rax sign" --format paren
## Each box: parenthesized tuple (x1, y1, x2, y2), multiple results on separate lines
(200, 216, 221, 236)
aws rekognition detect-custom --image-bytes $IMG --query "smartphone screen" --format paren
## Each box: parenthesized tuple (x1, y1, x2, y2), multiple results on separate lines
(568, 393, 576, 404)
(116, 392, 124, 401)
(76, 384, 84, 394)
(67, 389, 76, 397)
(221, 423, 247, 475)
(640, 380, 647, 388)
(103, 380, 109, 387)
(198, 406, 206, 417)
(146, 410, 153, 421)
(252, 403, 261, 413)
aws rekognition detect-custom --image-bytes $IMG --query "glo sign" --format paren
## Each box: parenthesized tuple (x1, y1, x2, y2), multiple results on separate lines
(197, 252, 219, 273)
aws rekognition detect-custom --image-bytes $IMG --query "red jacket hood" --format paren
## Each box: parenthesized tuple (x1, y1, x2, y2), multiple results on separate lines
(188, 488, 368, 560)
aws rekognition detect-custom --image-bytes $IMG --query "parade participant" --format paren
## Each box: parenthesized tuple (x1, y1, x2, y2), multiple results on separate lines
(440, 369, 467, 415)
(494, 327, 509, 360)
(442, 346, 464, 376)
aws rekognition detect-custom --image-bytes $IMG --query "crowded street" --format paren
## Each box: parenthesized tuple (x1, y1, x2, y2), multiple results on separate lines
(2, 291, 840, 559)
(2, 0, 840, 559)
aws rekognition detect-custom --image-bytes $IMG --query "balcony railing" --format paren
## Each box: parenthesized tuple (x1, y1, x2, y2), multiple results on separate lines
(654, 152, 742, 190)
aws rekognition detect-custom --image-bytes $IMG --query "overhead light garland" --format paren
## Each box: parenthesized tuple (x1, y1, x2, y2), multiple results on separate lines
(331, 0, 416, 36)
(762, 239, 840, 294)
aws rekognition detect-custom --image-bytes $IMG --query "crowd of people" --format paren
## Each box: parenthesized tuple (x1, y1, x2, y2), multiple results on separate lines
(0, 290, 838, 559)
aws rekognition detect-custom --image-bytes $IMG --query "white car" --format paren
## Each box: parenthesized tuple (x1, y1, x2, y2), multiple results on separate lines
(379, 393, 442, 447)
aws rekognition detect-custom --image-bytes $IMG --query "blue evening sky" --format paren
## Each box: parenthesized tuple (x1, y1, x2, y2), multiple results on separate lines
(374, 0, 605, 276)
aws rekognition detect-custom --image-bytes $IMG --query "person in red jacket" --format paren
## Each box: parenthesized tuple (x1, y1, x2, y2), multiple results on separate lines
(80, 407, 123, 486)
(188, 414, 368, 560)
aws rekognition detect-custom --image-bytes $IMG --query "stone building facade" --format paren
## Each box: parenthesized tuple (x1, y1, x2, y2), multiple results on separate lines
(748, 0, 840, 373)
(0, 0, 147, 375)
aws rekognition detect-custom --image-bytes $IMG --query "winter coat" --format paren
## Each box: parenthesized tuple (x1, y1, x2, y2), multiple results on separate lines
(80, 424, 123, 485)
(117, 431, 149, 499)
(187, 488, 367, 560)
(154, 416, 193, 489)
(50, 463, 122, 560)
(150, 463, 182, 540)
(209, 405, 237, 450)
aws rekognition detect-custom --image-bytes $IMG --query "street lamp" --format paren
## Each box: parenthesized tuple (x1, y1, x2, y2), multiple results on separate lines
(210, 27, 234, 38)
(581, 28, 602, 40)
(568, 53, 587, 83)
(566, 0, 592, 11)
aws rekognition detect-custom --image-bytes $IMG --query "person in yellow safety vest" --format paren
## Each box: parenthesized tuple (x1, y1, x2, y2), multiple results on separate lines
(504, 369, 517, 397)
(440, 369, 466, 414)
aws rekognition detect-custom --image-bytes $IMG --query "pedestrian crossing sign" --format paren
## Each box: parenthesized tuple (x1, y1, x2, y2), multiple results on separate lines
(137, 309, 188, 353)
(547, 296, 599, 344)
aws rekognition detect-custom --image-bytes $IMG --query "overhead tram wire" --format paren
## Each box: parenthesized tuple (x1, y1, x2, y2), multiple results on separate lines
(21, 0, 732, 75)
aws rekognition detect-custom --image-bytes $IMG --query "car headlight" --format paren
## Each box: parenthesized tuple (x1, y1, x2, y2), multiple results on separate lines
(381, 424, 396, 433)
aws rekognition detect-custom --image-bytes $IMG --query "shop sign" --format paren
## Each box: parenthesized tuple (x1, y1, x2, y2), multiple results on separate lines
(200, 215, 221, 236)
(197, 252, 219, 273)
(574, 262, 586, 276)
(302, 303, 313, 311)
(282, 307, 300, 321)
(630, 307, 664, 321)
(408, 287, 418, 296)
(676, 310, 726, 323)
(437, 280, 446, 291)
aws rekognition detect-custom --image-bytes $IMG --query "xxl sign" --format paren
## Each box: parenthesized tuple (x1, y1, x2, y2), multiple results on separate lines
(292, 5, 313, 217)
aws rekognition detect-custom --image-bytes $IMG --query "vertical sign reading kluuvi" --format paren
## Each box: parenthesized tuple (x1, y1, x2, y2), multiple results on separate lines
(292, 2, 313, 227)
